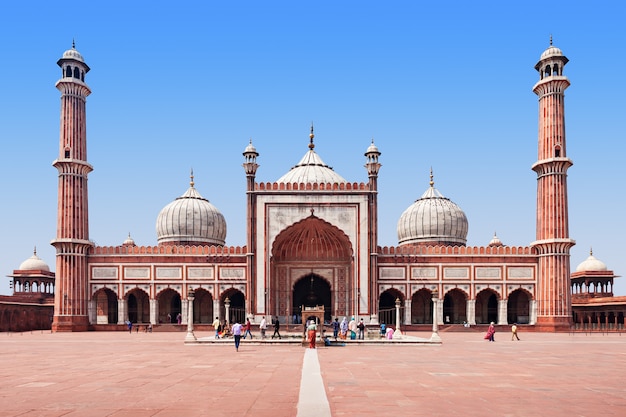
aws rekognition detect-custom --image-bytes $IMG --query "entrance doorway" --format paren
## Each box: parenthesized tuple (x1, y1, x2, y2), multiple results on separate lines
(293, 275, 331, 323)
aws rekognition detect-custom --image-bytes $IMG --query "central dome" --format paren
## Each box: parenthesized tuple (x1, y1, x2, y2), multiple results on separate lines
(156, 176, 226, 246)
(397, 176, 468, 246)
(276, 127, 347, 184)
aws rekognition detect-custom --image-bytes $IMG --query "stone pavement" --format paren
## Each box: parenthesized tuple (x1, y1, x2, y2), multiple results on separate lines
(1, 330, 625, 416)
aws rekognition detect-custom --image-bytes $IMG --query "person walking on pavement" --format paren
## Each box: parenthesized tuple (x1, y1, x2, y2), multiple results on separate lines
(212, 316, 221, 339)
(511, 323, 520, 341)
(232, 321, 243, 352)
(271, 316, 282, 339)
(243, 318, 253, 339)
(259, 316, 267, 339)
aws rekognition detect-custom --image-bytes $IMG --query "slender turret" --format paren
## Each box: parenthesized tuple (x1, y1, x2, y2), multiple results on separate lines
(51, 43, 93, 331)
(531, 38, 575, 331)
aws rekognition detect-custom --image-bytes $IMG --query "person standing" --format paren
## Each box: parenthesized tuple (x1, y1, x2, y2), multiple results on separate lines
(357, 318, 365, 340)
(332, 318, 340, 340)
(176, 313, 182, 325)
(271, 316, 282, 339)
(232, 321, 243, 352)
(348, 317, 357, 340)
(511, 323, 520, 341)
(339, 317, 348, 340)
(307, 320, 317, 349)
(126, 320, 133, 334)
(243, 318, 253, 339)
(212, 316, 221, 339)
(260, 316, 267, 339)
(484, 322, 496, 342)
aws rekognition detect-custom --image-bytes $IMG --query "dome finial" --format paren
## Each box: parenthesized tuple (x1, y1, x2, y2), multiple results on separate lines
(549, 34, 553, 46)
(190, 168, 195, 188)
(309, 122, 315, 150)
(33, 246, 37, 256)
(590, 246, 593, 256)
(429, 167, 434, 188)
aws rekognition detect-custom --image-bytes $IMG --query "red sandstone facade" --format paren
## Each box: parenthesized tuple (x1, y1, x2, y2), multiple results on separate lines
(30, 42, 622, 333)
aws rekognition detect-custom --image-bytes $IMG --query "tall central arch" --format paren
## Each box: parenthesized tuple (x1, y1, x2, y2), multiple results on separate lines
(270, 213, 353, 322)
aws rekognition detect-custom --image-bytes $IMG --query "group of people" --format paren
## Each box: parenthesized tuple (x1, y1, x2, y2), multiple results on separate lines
(330, 317, 366, 341)
(484, 322, 521, 342)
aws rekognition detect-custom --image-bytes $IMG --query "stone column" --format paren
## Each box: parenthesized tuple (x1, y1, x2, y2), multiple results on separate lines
(225, 297, 231, 324)
(467, 300, 476, 325)
(529, 299, 537, 325)
(430, 289, 442, 342)
(118, 299, 126, 325)
(498, 299, 508, 325)
(404, 299, 412, 325)
(185, 288, 196, 342)
(88, 299, 96, 324)
(436, 297, 444, 325)
(393, 298, 403, 339)
(150, 299, 158, 324)
(181, 301, 188, 325)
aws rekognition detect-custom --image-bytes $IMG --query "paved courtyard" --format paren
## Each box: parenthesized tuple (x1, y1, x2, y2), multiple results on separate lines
(1, 329, 624, 416)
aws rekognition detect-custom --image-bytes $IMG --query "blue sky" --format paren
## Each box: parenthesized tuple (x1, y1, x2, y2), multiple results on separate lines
(1, 1, 624, 296)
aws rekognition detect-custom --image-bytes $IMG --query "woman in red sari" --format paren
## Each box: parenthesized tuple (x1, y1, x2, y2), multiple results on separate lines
(484, 322, 496, 342)
(307, 320, 317, 349)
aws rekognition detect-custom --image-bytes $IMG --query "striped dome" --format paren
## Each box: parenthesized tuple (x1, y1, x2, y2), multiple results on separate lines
(397, 182, 468, 246)
(156, 179, 226, 246)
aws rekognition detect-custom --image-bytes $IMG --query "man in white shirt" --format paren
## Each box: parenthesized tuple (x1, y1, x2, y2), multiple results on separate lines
(259, 316, 267, 339)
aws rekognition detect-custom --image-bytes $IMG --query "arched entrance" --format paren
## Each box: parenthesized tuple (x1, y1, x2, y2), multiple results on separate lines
(157, 288, 181, 324)
(94, 288, 118, 324)
(443, 289, 467, 324)
(475, 289, 499, 324)
(221, 289, 245, 324)
(507, 289, 531, 324)
(126, 289, 149, 323)
(193, 288, 213, 324)
(293, 275, 332, 322)
(379, 289, 404, 326)
(411, 288, 433, 324)
(271, 213, 353, 323)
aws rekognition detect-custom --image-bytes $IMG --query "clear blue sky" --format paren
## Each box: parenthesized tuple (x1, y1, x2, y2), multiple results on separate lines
(1, 1, 624, 296)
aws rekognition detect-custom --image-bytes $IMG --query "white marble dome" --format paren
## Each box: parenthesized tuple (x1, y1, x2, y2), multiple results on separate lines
(276, 130, 347, 184)
(62, 46, 85, 63)
(19, 249, 50, 272)
(575, 250, 607, 272)
(156, 179, 226, 246)
(397, 181, 468, 246)
(540, 45, 564, 60)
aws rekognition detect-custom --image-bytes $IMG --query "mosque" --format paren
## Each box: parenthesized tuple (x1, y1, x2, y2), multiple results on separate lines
(3, 41, 624, 333)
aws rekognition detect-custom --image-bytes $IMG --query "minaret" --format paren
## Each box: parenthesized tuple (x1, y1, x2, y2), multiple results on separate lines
(51, 43, 93, 332)
(364, 139, 381, 321)
(531, 38, 575, 331)
(242, 139, 259, 316)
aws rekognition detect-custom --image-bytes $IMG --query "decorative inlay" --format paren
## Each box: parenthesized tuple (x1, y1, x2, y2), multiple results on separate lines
(92, 267, 117, 279)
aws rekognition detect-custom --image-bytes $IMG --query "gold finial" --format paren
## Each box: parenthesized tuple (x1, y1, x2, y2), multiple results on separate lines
(190, 168, 195, 188)
(309, 123, 315, 149)
(429, 167, 434, 188)
(549, 34, 553, 46)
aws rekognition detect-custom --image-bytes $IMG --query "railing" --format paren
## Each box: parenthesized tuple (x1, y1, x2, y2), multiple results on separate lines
(378, 307, 404, 327)
(228, 307, 246, 324)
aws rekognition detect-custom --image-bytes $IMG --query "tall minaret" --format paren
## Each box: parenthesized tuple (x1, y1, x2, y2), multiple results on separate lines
(51, 43, 93, 332)
(364, 140, 381, 321)
(531, 38, 575, 331)
(242, 139, 259, 316)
